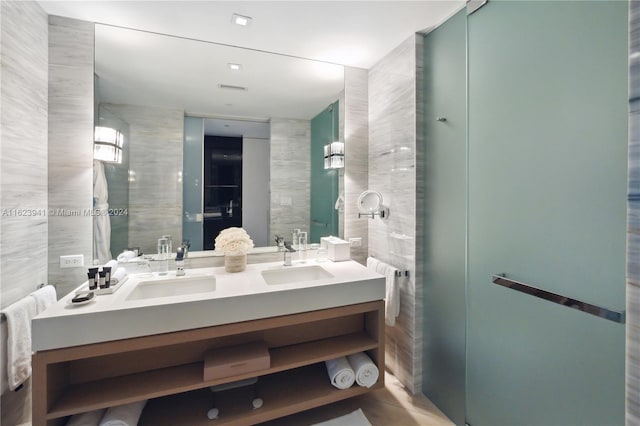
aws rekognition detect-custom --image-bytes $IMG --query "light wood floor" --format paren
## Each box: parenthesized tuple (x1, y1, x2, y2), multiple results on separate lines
(260, 371, 454, 426)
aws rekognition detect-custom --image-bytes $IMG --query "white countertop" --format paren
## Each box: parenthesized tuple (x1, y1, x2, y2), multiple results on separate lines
(32, 259, 385, 351)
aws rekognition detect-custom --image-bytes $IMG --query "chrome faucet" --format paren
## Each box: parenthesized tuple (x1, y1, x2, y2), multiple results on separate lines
(283, 241, 296, 266)
(180, 240, 190, 258)
(274, 235, 285, 251)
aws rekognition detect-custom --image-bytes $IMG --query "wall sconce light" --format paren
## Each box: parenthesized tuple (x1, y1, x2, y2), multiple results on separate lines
(94, 126, 123, 163)
(324, 141, 344, 169)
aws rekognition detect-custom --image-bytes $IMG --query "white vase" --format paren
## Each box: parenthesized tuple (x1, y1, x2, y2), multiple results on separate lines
(224, 254, 247, 273)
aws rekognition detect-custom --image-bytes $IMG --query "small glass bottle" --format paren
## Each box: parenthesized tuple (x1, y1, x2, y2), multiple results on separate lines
(157, 237, 169, 275)
(298, 232, 307, 263)
(292, 229, 300, 250)
(162, 235, 173, 256)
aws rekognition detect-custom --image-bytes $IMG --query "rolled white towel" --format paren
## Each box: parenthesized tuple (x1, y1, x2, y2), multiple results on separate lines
(325, 357, 355, 390)
(116, 251, 136, 262)
(347, 352, 379, 388)
(66, 409, 106, 426)
(103, 259, 118, 272)
(99, 400, 146, 426)
(111, 268, 127, 283)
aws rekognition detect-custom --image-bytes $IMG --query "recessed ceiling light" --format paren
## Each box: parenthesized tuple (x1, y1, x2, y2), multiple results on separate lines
(227, 63, 242, 71)
(231, 13, 252, 27)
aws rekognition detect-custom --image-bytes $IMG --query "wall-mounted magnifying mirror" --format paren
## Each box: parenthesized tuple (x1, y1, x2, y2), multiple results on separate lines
(357, 190, 389, 219)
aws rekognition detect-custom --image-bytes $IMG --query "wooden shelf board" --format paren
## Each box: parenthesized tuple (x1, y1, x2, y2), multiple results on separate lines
(270, 332, 376, 372)
(138, 363, 382, 426)
(47, 363, 203, 419)
(47, 332, 377, 420)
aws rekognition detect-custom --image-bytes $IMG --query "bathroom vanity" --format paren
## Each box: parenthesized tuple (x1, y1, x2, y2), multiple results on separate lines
(31, 260, 386, 425)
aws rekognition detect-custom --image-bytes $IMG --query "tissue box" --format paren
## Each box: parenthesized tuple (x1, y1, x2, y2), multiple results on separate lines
(320, 236, 350, 262)
(204, 341, 270, 381)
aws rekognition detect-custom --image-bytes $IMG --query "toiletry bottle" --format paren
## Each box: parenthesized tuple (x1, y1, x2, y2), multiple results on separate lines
(157, 237, 169, 275)
(98, 270, 107, 289)
(298, 232, 308, 263)
(292, 229, 300, 251)
(103, 266, 112, 287)
(87, 268, 98, 290)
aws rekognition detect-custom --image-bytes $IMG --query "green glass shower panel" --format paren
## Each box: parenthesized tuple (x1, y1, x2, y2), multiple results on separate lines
(422, 9, 467, 426)
(466, 2, 627, 425)
(310, 102, 339, 243)
(183, 116, 203, 251)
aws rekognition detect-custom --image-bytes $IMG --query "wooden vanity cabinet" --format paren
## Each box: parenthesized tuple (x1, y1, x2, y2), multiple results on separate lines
(32, 300, 385, 426)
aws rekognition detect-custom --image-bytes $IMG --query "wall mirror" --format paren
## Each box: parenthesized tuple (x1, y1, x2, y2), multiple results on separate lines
(93, 24, 345, 261)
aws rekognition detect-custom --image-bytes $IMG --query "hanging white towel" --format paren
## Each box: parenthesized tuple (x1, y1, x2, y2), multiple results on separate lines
(93, 160, 112, 264)
(99, 400, 147, 426)
(4, 297, 37, 391)
(347, 352, 379, 388)
(366, 257, 401, 326)
(325, 357, 355, 390)
(334, 192, 345, 211)
(66, 409, 106, 426)
(30, 285, 57, 315)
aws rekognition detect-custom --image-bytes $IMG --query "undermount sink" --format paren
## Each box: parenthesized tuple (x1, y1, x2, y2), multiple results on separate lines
(261, 265, 334, 285)
(126, 275, 216, 300)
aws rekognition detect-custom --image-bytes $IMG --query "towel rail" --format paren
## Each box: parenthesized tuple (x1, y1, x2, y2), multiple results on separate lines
(0, 283, 48, 323)
(492, 274, 625, 324)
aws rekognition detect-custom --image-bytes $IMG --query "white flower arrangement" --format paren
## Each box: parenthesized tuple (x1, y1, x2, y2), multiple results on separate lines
(214, 227, 254, 256)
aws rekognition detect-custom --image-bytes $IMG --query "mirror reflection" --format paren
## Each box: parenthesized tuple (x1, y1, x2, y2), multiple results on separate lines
(93, 24, 345, 262)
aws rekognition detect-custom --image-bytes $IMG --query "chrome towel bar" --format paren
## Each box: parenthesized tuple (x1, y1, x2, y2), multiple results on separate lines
(492, 274, 625, 324)
(0, 283, 49, 323)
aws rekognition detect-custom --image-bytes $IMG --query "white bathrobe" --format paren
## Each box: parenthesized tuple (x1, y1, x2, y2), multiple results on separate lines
(93, 160, 112, 263)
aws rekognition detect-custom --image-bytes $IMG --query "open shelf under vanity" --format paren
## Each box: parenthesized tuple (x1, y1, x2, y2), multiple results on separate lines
(32, 300, 385, 426)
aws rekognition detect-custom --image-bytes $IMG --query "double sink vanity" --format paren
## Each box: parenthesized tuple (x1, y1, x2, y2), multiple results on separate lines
(32, 258, 386, 425)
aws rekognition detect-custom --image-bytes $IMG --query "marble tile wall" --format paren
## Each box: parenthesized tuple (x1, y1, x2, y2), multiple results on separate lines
(269, 118, 311, 243)
(47, 15, 94, 298)
(0, 0, 49, 307)
(0, 1, 48, 420)
(343, 67, 369, 265)
(414, 35, 425, 394)
(627, 2, 640, 424)
(368, 35, 422, 394)
(100, 104, 184, 256)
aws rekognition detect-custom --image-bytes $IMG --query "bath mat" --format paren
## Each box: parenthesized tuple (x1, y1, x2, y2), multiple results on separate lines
(310, 408, 372, 426)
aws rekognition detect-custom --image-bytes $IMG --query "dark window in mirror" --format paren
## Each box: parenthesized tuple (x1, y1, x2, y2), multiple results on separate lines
(203, 136, 242, 250)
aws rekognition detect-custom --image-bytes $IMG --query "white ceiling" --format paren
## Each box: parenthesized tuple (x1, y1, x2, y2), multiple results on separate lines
(39, 1, 464, 126)
(37, 1, 464, 69)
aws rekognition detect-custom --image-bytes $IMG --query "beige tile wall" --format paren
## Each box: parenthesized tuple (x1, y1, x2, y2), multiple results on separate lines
(0, 0, 48, 421)
(367, 34, 422, 394)
(47, 15, 94, 297)
(269, 118, 311, 243)
(1, 0, 49, 306)
(343, 67, 369, 265)
(100, 104, 184, 255)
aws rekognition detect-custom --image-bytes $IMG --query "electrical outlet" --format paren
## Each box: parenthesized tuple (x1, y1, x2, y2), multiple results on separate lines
(349, 237, 362, 247)
(60, 254, 84, 268)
